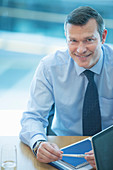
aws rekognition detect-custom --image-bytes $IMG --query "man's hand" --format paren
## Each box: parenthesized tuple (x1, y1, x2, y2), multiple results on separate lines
(36, 141, 63, 163)
(85, 150, 96, 169)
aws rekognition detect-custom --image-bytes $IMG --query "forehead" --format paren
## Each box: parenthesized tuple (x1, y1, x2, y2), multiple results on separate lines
(66, 19, 99, 38)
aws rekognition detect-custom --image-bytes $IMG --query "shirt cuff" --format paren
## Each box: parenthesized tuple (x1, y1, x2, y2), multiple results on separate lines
(30, 134, 47, 150)
(32, 140, 46, 156)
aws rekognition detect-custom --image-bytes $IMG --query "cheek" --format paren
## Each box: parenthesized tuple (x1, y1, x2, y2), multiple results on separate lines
(92, 43, 99, 51)
(92, 44, 101, 57)
(87, 42, 98, 52)
(67, 44, 74, 52)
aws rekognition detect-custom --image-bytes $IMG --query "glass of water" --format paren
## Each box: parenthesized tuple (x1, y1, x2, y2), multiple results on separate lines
(1, 144, 17, 170)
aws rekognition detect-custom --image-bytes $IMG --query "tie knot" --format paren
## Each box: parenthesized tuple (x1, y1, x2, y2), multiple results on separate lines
(84, 70, 94, 82)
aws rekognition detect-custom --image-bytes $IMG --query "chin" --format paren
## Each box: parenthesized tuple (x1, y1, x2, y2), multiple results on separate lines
(77, 63, 89, 68)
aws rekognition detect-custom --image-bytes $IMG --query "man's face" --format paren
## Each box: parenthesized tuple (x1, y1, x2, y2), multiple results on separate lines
(65, 19, 107, 69)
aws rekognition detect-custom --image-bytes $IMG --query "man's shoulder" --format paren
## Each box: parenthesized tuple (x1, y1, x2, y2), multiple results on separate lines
(102, 43, 113, 55)
(102, 44, 113, 63)
(41, 48, 69, 66)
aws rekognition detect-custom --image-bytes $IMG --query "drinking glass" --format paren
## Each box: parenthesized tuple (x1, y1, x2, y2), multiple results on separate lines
(1, 144, 17, 170)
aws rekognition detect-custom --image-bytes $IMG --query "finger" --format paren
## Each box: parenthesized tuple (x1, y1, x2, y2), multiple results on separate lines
(85, 157, 96, 169)
(50, 143, 63, 159)
(44, 143, 61, 157)
(86, 159, 95, 164)
(50, 143, 60, 151)
(85, 149, 94, 155)
(37, 142, 61, 162)
(39, 146, 60, 160)
(37, 151, 59, 163)
(85, 154, 96, 169)
(85, 150, 95, 160)
(85, 155, 94, 160)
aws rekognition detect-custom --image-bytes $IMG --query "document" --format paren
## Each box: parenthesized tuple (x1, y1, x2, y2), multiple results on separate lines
(49, 137, 92, 170)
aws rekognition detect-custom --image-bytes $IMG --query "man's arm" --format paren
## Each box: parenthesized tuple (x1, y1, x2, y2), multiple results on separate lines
(19, 60, 54, 149)
(19, 111, 48, 148)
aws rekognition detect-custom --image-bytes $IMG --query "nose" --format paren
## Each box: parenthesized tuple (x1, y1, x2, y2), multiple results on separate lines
(76, 42, 87, 54)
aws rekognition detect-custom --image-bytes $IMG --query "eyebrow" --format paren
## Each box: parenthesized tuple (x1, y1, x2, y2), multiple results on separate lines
(84, 35, 95, 39)
(67, 34, 97, 41)
(68, 34, 95, 39)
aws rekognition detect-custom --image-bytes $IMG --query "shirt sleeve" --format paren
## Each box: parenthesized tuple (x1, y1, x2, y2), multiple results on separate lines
(19, 59, 54, 149)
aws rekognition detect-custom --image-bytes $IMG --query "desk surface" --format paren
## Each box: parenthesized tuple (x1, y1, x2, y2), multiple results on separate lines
(0, 136, 93, 170)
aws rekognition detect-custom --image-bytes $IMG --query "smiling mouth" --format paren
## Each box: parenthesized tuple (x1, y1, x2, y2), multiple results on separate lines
(74, 53, 92, 58)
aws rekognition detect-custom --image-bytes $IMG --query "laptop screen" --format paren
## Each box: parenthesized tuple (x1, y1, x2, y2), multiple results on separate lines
(92, 125, 113, 170)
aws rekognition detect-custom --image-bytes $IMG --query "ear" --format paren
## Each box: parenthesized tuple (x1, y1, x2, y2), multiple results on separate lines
(102, 29, 107, 44)
(65, 31, 68, 43)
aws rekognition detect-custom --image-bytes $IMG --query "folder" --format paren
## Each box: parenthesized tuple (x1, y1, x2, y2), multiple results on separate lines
(49, 137, 92, 170)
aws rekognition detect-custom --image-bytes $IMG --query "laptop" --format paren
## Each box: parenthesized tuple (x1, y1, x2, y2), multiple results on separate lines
(92, 125, 113, 170)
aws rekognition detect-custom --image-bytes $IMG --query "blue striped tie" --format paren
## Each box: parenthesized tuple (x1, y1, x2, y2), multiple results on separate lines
(83, 70, 102, 136)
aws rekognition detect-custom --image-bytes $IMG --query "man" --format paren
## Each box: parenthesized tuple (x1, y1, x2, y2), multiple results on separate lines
(20, 6, 113, 169)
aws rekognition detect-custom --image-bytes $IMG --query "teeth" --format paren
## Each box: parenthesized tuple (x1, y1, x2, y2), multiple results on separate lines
(74, 54, 86, 57)
(74, 53, 89, 58)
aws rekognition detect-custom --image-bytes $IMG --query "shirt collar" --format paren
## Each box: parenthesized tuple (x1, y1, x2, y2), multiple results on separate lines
(74, 49, 103, 76)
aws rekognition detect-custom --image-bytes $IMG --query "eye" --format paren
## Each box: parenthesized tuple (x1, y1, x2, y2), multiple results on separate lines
(69, 39, 77, 43)
(71, 39, 77, 42)
(86, 38, 95, 43)
(87, 38, 94, 42)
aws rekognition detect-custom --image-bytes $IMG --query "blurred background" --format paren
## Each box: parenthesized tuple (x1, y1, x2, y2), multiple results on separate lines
(0, 0, 113, 135)
(0, 0, 113, 110)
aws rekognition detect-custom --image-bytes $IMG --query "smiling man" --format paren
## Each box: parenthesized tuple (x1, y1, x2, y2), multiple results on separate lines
(20, 6, 113, 169)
